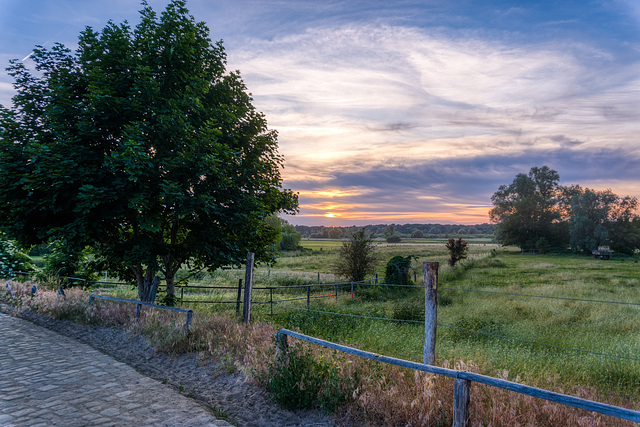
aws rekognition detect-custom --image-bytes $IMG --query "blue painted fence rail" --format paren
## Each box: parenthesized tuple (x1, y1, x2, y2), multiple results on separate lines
(88, 294, 193, 331)
(276, 329, 640, 425)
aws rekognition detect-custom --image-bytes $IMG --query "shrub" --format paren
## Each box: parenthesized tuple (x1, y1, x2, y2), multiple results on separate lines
(333, 229, 377, 282)
(445, 237, 468, 266)
(410, 230, 424, 238)
(0, 234, 34, 276)
(393, 300, 424, 321)
(384, 256, 413, 286)
(258, 342, 352, 411)
(385, 235, 402, 243)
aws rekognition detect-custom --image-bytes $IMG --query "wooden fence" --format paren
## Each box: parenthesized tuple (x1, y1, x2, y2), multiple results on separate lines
(87, 294, 193, 331)
(274, 260, 640, 426)
(275, 329, 640, 426)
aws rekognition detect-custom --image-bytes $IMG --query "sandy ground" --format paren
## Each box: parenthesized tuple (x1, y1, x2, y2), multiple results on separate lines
(1, 306, 336, 427)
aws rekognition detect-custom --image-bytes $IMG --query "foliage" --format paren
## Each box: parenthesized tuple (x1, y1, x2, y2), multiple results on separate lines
(0, 233, 34, 275)
(385, 235, 402, 243)
(333, 229, 377, 282)
(0, 1, 297, 301)
(280, 223, 302, 251)
(445, 237, 468, 266)
(490, 166, 564, 250)
(384, 255, 413, 286)
(41, 239, 96, 282)
(258, 343, 352, 411)
(410, 229, 424, 238)
(568, 187, 639, 254)
(265, 214, 302, 252)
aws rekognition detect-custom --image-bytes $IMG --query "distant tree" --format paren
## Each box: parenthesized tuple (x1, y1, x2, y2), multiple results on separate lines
(428, 225, 442, 235)
(385, 256, 413, 286)
(0, 1, 297, 302)
(327, 227, 343, 239)
(386, 235, 402, 243)
(410, 229, 424, 238)
(446, 237, 468, 266)
(490, 166, 564, 250)
(569, 188, 639, 254)
(280, 223, 302, 251)
(333, 229, 377, 282)
(384, 225, 396, 238)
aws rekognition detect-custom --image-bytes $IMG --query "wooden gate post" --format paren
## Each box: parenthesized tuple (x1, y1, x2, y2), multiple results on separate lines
(242, 253, 255, 324)
(453, 377, 471, 427)
(423, 262, 439, 365)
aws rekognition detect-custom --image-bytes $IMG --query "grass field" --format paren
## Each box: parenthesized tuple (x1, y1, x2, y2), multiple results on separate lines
(93, 241, 640, 402)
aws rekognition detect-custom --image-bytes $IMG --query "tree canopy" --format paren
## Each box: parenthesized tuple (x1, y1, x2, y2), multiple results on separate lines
(490, 166, 639, 254)
(489, 166, 564, 250)
(0, 1, 297, 301)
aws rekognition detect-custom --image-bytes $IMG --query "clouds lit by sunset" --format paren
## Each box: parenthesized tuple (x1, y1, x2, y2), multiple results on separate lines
(1, 1, 639, 225)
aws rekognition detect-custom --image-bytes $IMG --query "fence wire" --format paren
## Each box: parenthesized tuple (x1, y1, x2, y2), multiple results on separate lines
(277, 304, 640, 363)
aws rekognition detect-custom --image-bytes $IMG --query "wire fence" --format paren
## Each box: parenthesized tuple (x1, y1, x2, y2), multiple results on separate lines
(4, 261, 638, 367)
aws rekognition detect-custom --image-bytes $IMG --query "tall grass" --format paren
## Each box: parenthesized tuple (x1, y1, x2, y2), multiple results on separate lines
(3, 245, 639, 425)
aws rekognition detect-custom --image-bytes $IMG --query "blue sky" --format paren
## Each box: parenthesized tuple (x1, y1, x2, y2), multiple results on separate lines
(1, 0, 639, 225)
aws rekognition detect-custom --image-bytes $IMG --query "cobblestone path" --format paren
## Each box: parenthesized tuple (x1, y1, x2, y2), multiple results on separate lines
(0, 312, 233, 426)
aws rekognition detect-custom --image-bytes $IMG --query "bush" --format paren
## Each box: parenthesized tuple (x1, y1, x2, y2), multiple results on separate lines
(445, 237, 468, 266)
(385, 235, 402, 243)
(0, 234, 34, 276)
(410, 230, 424, 238)
(41, 240, 96, 283)
(333, 229, 377, 282)
(258, 343, 353, 411)
(384, 256, 413, 286)
(393, 300, 424, 321)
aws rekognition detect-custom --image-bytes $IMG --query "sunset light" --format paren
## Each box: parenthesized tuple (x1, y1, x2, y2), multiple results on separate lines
(2, 0, 640, 227)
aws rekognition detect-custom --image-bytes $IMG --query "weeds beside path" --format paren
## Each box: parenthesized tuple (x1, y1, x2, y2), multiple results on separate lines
(2, 281, 639, 426)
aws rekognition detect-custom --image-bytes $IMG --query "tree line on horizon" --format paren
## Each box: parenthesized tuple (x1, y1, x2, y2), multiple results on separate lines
(490, 166, 640, 255)
(294, 223, 495, 239)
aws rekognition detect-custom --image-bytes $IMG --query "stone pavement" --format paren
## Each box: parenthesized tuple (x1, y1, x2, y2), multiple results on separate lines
(0, 312, 234, 427)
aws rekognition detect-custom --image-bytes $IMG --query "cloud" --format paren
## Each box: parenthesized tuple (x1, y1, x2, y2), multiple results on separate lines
(227, 23, 640, 225)
(283, 144, 640, 225)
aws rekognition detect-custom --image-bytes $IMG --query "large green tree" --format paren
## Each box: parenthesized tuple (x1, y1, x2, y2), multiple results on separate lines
(568, 187, 639, 254)
(489, 166, 566, 250)
(0, 1, 297, 301)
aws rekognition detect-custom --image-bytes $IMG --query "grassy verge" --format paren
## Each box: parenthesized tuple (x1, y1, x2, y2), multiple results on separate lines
(2, 265, 639, 426)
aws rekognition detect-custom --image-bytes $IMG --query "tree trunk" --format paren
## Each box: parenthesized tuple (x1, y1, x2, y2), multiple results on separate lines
(162, 254, 182, 305)
(165, 274, 175, 300)
(136, 267, 159, 303)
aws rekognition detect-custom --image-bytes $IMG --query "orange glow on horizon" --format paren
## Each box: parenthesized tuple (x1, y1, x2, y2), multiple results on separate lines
(297, 188, 367, 198)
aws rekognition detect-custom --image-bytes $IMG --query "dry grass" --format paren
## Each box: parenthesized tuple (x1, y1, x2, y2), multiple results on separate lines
(1, 281, 638, 426)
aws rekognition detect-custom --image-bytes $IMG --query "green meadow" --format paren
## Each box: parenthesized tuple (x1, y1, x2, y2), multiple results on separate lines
(98, 241, 640, 398)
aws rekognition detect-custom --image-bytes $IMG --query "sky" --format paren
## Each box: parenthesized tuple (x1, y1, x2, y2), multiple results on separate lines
(1, 0, 639, 226)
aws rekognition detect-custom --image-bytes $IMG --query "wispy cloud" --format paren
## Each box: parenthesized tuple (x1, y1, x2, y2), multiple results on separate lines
(229, 23, 640, 224)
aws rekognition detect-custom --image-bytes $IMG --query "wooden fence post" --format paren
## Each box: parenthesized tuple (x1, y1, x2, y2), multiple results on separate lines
(184, 310, 193, 332)
(275, 331, 289, 361)
(307, 285, 311, 308)
(453, 377, 471, 427)
(242, 252, 255, 324)
(269, 287, 274, 315)
(236, 279, 243, 315)
(423, 262, 439, 365)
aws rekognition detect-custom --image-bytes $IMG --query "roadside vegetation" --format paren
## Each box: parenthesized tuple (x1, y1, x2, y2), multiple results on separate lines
(3, 241, 639, 425)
